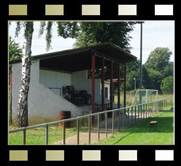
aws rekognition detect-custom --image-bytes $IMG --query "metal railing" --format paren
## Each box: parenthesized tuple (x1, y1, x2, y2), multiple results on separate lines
(9, 99, 167, 145)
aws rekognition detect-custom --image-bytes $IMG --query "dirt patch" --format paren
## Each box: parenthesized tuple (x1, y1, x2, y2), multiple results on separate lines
(51, 132, 112, 145)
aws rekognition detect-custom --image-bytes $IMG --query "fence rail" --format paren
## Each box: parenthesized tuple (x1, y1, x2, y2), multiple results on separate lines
(9, 99, 167, 145)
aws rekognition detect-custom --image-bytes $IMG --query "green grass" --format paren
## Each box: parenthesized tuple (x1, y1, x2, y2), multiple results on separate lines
(114, 91, 173, 107)
(94, 110, 174, 145)
(9, 91, 173, 145)
(9, 125, 89, 145)
(9, 110, 173, 145)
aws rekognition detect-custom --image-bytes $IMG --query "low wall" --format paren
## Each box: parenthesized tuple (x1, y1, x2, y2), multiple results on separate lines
(12, 61, 82, 126)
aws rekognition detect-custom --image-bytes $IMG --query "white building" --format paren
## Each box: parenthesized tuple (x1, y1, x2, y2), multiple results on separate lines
(9, 43, 137, 125)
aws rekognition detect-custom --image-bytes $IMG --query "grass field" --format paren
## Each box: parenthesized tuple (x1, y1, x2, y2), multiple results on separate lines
(9, 125, 89, 145)
(94, 110, 174, 145)
(9, 92, 173, 145)
(9, 109, 174, 145)
(114, 91, 173, 107)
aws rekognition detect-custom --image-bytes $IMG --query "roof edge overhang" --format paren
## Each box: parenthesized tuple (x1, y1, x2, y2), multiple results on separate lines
(9, 43, 137, 72)
(9, 42, 137, 65)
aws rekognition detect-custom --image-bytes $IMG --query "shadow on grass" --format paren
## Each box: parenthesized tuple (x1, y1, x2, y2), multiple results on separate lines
(159, 110, 173, 113)
(120, 116, 173, 133)
(110, 112, 174, 145)
(112, 132, 133, 145)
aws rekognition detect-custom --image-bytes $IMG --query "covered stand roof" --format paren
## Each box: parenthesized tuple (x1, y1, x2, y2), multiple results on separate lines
(10, 42, 137, 72)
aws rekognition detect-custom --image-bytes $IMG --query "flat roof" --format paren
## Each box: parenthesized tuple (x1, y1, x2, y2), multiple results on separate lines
(10, 42, 137, 72)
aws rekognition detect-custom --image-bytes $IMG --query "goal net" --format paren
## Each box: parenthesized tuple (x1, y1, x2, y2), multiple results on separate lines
(131, 89, 158, 106)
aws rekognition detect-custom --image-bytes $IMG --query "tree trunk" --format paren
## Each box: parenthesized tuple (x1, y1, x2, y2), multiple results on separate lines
(17, 23, 33, 127)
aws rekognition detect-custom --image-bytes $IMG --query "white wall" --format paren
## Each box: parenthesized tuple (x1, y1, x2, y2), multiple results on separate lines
(72, 70, 102, 103)
(39, 70, 71, 96)
(12, 61, 82, 125)
(72, 70, 111, 104)
(11, 62, 118, 126)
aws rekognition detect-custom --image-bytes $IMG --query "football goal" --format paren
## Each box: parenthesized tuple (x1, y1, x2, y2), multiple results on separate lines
(131, 89, 158, 106)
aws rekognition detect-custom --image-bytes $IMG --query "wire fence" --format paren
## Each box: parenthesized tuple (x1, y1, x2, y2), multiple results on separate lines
(9, 99, 167, 145)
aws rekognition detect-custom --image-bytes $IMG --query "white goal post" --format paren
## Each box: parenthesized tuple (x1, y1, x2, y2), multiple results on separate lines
(131, 89, 158, 106)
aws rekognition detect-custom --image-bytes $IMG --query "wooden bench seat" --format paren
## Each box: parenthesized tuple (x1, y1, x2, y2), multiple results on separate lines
(149, 121, 157, 131)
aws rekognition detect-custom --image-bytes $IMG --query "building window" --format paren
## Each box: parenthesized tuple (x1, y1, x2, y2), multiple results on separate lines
(105, 87, 108, 99)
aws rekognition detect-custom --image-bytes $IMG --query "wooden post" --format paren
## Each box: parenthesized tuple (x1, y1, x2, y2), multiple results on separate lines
(118, 63, 121, 108)
(105, 112, 108, 137)
(110, 61, 113, 110)
(92, 53, 95, 123)
(102, 58, 105, 111)
(77, 118, 79, 145)
(63, 122, 66, 145)
(124, 64, 126, 109)
(23, 128, 26, 145)
(45, 124, 48, 145)
(97, 114, 100, 141)
(88, 115, 91, 144)
(112, 111, 114, 134)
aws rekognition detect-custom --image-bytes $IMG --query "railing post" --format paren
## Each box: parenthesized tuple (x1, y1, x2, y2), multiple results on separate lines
(135, 106, 136, 124)
(23, 127, 26, 145)
(77, 117, 79, 145)
(63, 121, 66, 145)
(128, 108, 129, 126)
(131, 107, 133, 125)
(88, 115, 91, 144)
(123, 110, 125, 128)
(163, 100, 165, 110)
(45, 123, 48, 145)
(97, 114, 100, 141)
(105, 112, 108, 137)
(118, 109, 120, 132)
(148, 103, 150, 117)
(141, 105, 142, 120)
(149, 103, 151, 116)
(138, 106, 139, 122)
(160, 101, 161, 111)
(158, 101, 160, 111)
(146, 103, 148, 118)
(112, 111, 115, 134)
(166, 99, 167, 110)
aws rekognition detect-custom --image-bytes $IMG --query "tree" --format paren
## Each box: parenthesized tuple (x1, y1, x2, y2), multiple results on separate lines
(142, 65, 152, 89)
(12, 21, 136, 126)
(160, 76, 173, 93)
(14, 22, 34, 127)
(126, 60, 140, 90)
(144, 47, 173, 77)
(9, 36, 22, 60)
(72, 22, 136, 81)
(73, 22, 136, 52)
(146, 68, 163, 91)
(13, 21, 78, 127)
(143, 47, 173, 91)
(163, 61, 173, 78)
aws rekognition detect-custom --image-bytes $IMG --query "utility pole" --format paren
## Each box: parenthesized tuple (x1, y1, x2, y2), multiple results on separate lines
(133, 78, 136, 90)
(139, 22, 143, 104)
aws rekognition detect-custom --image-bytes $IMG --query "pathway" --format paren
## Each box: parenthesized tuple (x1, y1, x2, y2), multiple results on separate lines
(52, 111, 151, 145)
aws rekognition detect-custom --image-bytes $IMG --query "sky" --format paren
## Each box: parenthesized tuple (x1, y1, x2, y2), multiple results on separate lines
(9, 21, 174, 64)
